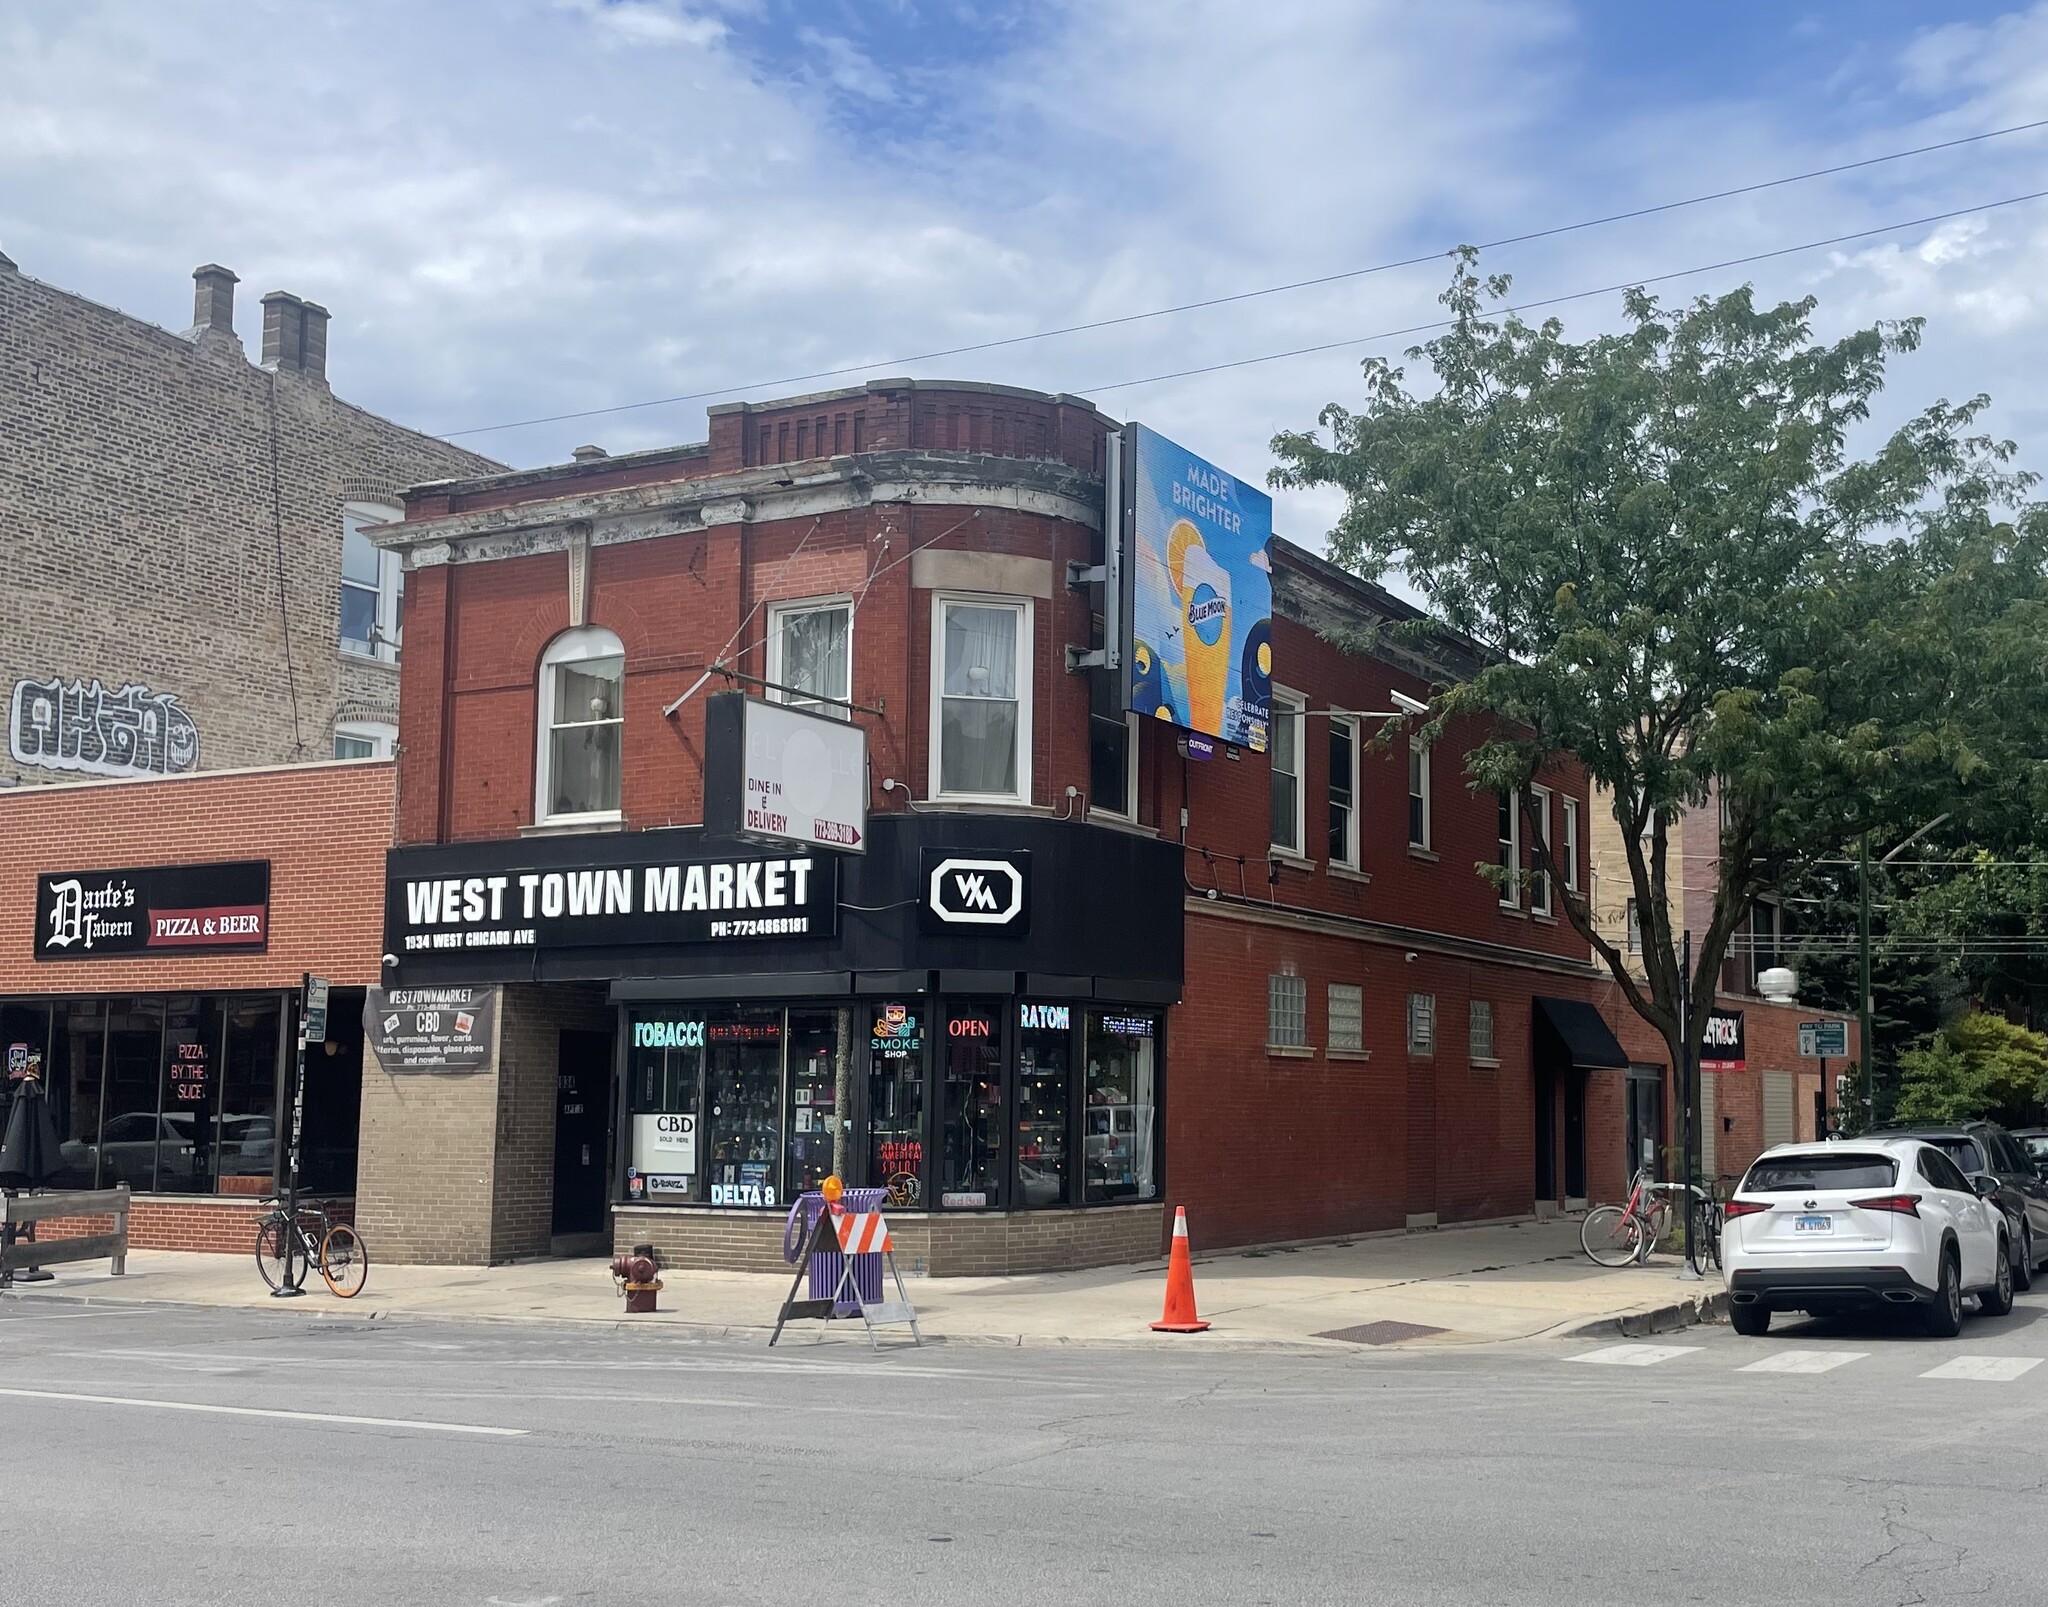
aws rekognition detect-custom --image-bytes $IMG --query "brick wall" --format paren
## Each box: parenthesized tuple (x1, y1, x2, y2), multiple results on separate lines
(31, 1195, 353, 1255)
(354, 982, 609, 1265)
(0, 258, 498, 786)
(0, 760, 393, 993)
(613, 1201, 1161, 1277)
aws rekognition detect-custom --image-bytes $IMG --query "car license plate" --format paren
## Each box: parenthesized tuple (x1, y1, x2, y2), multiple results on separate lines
(1794, 1214, 1833, 1234)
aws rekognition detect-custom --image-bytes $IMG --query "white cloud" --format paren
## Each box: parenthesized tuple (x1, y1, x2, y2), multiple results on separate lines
(3, 0, 2047, 552)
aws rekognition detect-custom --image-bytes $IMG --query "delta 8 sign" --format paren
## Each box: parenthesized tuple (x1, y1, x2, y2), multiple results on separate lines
(704, 692, 868, 853)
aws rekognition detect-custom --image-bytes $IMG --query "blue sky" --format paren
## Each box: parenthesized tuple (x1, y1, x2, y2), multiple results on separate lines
(3, 1, 2045, 551)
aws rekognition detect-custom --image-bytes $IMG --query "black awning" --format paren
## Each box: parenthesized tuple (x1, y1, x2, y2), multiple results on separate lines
(1533, 997, 1629, 1070)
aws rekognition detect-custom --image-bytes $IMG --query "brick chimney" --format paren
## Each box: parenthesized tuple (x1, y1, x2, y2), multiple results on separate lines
(261, 290, 329, 384)
(187, 264, 239, 346)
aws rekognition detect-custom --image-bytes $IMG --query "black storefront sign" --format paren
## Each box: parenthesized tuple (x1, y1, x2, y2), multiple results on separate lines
(918, 849, 1030, 936)
(1700, 1009, 1746, 1072)
(364, 986, 500, 1074)
(33, 860, 271, 960)
(388, 841, 839, 959)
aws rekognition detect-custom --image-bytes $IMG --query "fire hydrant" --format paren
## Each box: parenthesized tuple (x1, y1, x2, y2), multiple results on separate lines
(611, 1251, 661, 1314)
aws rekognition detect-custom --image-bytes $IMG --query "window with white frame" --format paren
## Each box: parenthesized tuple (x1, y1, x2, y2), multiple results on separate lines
(1267, 972, 1308, 1048)
(1469, 999, 1496, 1062)
(1626, 897, 1642, 955)
(1328, 983, 1363, 1052)
(1269, 688, 1304, 854)
(1395, 693, 1430, 849)
(1562, 796, 1581, 892)
(333, 720, 396, 761)
(1497, 790, 1521, 908)
(536, 626, 625, 823)
(1327, 713, 1358, 866)
(932, 596, 1031, 800)
(766, 598, 852, 717)
(1529, 785, 1552, 916)
(1407, 992, 1436, 1056)
(340, 503, 404, 662)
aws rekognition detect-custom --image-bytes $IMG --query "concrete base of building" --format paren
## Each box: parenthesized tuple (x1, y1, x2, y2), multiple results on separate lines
(614, 1202, 1167, 1277)
(27, 1195, 353, 1255)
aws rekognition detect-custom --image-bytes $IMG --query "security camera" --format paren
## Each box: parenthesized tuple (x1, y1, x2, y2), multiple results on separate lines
(381, 954, 399, 966)
(1205, 888, 1219, 901)
(1404, 951, 1417, 963)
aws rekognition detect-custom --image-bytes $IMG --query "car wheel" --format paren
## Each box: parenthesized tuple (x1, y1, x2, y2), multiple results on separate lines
(1729, 1303, 1770, 1337)
(1925, 1245, 1965, 1338)
(1983, 1237, 2016, 1317)
(2015, 1225, 2035, 1291)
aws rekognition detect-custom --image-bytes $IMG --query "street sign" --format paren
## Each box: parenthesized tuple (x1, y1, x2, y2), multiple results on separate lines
(303, 975, 331, 1044)
(1799, 1019, 1848, 1059)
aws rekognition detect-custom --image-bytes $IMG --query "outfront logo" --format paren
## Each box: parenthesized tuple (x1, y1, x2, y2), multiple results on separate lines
(921, 851, 1030, 933)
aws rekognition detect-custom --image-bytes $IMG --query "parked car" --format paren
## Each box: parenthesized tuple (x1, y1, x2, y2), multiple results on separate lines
(2014, 1128, 2048, 1167)
(1722, 1138, 2010, 1338)
(1872, 1121, 2048, 1290)
(57, 1111, 199, 1190)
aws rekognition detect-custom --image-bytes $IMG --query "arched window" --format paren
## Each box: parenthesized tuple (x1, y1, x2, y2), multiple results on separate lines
(536, 626, 625, 824)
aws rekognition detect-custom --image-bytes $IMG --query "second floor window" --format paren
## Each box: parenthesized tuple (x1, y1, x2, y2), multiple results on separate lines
(1328, 982, 1363, 1052)
(1562, 796, 1581, 892)
(1407, 992, 1436, 1056)
(767, 599, 851, 716)
(1328, 715, 1357, 866)
(1497, 790, 1521, 908)
(1469, 999, 1496, 1061)
(333, 721, 395, 760)
(1270, 689, 1304, 854)
(537, 626, 625, 823)
(934, 596, 1030, 800)
(1529, 785, 1552, 916)
(340, 504, 402, 662)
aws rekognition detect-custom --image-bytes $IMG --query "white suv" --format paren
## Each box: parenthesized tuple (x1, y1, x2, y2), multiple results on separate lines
(1722, 1138, 2010, 1338)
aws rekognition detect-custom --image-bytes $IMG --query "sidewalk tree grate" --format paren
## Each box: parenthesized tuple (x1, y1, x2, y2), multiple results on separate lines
(1315, 1320, 1448, 1346)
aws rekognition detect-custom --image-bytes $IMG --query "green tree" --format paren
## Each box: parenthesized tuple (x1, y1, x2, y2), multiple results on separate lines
(1270, 251, 2043, 1119)
(1893, 1011, 2048, 1126)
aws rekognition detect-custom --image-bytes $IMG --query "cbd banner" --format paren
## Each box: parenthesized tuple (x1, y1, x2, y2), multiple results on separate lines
(364, 985, 499, 1074)
(1126, 423, 1274, 752)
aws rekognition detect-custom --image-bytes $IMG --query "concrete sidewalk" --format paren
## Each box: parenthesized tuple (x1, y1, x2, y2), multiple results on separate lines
(3, 1217, 1725, 1351)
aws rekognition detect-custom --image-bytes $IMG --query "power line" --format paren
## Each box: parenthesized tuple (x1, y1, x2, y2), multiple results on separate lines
(1081, 188, 2048, 395)
(436, 118, 2048, 440)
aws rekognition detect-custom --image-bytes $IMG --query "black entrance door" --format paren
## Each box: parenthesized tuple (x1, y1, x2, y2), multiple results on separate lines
(1626, 1068, 1665, 1180)
(552, 1030, 612, 1238)
(1534, 1069, 1557, 1202)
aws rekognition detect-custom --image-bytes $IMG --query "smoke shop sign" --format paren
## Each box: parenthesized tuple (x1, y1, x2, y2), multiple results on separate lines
(388, 844, 838, 956)
(34, 860, 270, 960)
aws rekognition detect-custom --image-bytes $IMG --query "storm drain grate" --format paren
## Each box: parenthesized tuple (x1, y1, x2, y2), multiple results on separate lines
(1315, 1320, 1448, 1346)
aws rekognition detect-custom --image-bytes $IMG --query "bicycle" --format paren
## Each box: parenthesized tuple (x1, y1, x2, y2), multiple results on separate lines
(255, 1201, 369, 1298)
(1582, 1168, 1661, 1266)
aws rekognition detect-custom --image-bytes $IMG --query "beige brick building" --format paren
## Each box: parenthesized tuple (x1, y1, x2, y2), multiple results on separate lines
(0, 246, 500, 788)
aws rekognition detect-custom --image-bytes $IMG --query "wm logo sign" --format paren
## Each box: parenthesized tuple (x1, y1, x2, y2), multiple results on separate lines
(925, 854, 1027, 928)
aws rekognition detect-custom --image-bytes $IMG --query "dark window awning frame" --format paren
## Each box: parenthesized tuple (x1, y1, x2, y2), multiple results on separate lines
(1533, 996, 1630, 1070)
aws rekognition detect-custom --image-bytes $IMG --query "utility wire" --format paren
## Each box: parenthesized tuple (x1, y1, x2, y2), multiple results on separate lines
(436, 118, 2048, 440)
(1081, 188, 2048, 395)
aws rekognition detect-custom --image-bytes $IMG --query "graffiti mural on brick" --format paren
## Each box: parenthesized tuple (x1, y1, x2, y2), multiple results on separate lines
(8, 674, 201, 779)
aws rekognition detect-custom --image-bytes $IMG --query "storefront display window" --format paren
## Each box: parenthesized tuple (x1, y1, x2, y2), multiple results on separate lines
(1085, 1011, 1159, 1203)
(628, 1011, 707, 1203)
(786, 1009, 845, 1197)
(867, 1002, 924, 1207)
(704, 1010, 784, 1206)
(100, 997, 166, 1192)
(50, 1000, 104, 1189)
(941, 1003, 1004, 1207)
(1016, 1002, 1071, 1207)
(155, 998, 223, 1196)
(218, 998, 283, 1195)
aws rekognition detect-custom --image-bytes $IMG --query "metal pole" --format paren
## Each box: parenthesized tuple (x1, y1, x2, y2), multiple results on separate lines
(1859, 832, 1874, 1134)
(1678, 929, 1697, 1280)
(273, 973, 310, 1298)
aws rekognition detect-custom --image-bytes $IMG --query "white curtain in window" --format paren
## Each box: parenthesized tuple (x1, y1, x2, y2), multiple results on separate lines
(780, 607, 849, 710)
(940, 604, 1019, 795)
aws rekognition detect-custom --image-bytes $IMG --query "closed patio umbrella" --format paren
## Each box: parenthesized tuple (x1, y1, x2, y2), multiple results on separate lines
(2, 1075, 64, 1284)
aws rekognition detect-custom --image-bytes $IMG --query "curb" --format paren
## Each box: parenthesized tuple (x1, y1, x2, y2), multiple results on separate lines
(0, 1286, 1353, 1355)
(1564, 1291, 1729, 1340)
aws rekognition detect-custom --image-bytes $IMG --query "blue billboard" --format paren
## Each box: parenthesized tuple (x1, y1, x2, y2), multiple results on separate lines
(1125, 423, 1273, 752)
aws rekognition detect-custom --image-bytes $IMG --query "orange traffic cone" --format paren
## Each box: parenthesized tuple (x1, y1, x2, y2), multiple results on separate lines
(1150, 1205, 1210, 1333)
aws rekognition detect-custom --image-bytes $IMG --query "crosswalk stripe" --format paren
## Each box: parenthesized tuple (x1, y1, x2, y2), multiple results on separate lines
(1737, 1349, 1869, 1375)
(1919, 1355, 2043, 1382)
(1568, 1344, 1700, 1367)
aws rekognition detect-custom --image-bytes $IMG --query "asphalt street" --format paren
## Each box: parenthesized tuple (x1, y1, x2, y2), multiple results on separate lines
(4, 1284, 2047, 1607)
